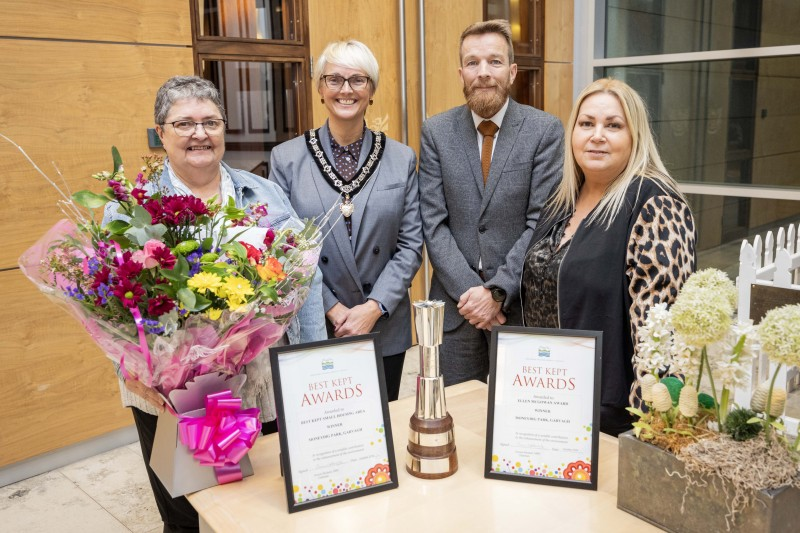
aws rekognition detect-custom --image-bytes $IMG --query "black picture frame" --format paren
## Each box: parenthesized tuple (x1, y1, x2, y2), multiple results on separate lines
(269, 334, 399, 513)
(484, 326, 602, 491)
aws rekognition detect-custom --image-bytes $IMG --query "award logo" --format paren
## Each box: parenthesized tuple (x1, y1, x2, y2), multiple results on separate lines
(538, 345, 551, 358)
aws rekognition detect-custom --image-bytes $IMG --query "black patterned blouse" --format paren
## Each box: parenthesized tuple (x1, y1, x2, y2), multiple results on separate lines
(522, 213, 572, 328)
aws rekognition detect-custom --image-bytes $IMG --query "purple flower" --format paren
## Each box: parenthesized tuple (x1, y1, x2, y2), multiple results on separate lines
(186, 251, 202, 276)
(142, 318, 165, 335)
(65, 286, 86, 301)
(86, 257, 101, 276)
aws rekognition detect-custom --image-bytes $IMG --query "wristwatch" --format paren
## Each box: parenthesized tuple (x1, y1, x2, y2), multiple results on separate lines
(489, 286, 507, 303)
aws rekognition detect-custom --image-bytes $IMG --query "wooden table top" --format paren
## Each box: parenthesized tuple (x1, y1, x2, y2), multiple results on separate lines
(187, 380, 656, 532)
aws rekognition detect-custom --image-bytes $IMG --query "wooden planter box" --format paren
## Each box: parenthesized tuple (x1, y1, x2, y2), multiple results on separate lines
(617, 431, 800, 532)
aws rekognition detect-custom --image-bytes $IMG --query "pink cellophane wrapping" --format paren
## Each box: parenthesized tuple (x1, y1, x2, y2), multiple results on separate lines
(19, 219, 319, 398)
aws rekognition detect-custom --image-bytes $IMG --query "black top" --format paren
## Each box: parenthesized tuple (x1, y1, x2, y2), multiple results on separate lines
(522, 214, 571, 329)
(522, 178, 696, 408)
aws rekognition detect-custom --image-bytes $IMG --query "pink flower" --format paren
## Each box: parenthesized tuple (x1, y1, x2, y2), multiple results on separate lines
(263, 228, 276, 249)
(160, 195, 209, 225)
(116, 253, 143, 279)
(112, 278, 144, 308)
(131, 187, 149, 204)
(107, 179, 130, 202)
(132, 240, 175, 269)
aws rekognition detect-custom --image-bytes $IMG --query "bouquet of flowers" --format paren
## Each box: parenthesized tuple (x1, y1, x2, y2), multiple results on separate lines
(628, 268, 800, 523)
(19, 147, 322, 399)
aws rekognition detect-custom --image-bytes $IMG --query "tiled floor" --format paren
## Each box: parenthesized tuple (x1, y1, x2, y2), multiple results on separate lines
(0, 348, 420, 532)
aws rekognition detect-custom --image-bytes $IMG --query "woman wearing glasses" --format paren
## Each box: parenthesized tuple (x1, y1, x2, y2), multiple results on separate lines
(270, 40, 423, 401)
(103, 75, 326, 533)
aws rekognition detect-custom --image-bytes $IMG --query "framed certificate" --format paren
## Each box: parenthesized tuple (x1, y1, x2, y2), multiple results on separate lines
(269, 334, 398, 513)
(484, 326, 602, 490)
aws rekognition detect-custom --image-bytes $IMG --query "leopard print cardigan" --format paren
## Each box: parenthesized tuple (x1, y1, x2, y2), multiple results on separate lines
(626, 194, 697, 405)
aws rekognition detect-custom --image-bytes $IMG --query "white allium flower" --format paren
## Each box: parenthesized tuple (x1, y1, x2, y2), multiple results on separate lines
(670, 286, 733, 346)
(758, 304, 800, 367)
(682, 268, 737, 309)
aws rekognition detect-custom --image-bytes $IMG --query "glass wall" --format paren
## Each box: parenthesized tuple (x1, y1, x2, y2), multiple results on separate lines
(203, 60, 301, 176)
(192, 0, 311, 177)
(199, 0, 297, 41)
(586, 1, 800, 274)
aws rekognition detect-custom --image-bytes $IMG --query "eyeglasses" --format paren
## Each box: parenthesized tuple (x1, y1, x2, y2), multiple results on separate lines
(321, 75, 371, 91)
(163, 119, 226, 136)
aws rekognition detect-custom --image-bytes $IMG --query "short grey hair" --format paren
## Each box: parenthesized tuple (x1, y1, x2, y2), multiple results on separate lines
(154, 76, 226, 125)
(314, 40, 380, 92)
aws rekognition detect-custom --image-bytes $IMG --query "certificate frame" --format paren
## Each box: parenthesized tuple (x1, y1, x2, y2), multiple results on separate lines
(269, 334, 399, 513)
(484, 326, 602, 491)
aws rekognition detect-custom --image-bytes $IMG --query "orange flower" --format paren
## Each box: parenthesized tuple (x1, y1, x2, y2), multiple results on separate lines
(364, 464, 391, 486)
(562, 460, 591, 481)
(256, 257, 286, 282)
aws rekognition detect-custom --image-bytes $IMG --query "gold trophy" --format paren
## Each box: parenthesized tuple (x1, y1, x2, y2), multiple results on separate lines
(406, 300, 458, 478)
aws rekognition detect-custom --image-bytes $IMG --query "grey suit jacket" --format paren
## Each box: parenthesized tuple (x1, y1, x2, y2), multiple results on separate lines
(419, 99, 564, 331)
(269, 124, 423, 355)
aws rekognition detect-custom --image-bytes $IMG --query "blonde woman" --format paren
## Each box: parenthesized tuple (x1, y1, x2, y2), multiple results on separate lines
(520, 78, 697, 436)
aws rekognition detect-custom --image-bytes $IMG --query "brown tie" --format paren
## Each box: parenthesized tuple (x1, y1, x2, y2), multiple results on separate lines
(478, 120, 499, 185)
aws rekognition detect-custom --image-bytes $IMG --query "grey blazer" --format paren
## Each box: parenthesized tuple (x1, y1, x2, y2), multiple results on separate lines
(269, 124, 423, 355)
(419, 99, 564, 331)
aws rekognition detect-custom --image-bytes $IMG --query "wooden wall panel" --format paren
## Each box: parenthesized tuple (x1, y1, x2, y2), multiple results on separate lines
(0, 270, 129, 466)
(544, 0, 574, 127)
(544, 62, 573, 127)
(422, 1, 483, 119)
(544, 0, 573, 63)
(0, 40, 194, 269)
(0, 3, 193, 467)
(0, 0, 192, 45)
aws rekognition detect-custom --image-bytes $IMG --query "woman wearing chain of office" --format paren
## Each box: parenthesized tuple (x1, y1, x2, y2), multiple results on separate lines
(269, 40, 422, 401)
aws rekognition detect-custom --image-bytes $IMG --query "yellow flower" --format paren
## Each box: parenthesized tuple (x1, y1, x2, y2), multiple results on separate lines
(206, 308, 223, 320)
(187, 272, 223, 295)
(219, 275, 254, 306)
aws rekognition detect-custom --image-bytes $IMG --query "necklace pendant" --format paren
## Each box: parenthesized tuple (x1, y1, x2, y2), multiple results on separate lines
(340, 196, 355, 217)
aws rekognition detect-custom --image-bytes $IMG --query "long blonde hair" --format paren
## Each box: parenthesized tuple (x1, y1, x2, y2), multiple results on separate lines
(549, 78, 686, 227)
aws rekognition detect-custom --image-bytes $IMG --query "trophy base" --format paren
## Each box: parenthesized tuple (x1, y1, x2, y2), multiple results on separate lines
(405, 412, 458, 479)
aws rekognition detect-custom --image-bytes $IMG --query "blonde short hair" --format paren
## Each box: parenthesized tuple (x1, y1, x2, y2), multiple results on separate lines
(549, 78, 686, 227)
(314, 40, 379, 92)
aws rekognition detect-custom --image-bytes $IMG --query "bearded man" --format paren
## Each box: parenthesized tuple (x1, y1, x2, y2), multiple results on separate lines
(418, 19, 564, 386)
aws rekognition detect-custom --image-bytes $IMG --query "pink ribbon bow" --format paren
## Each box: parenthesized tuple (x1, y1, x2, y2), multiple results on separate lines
(178, 390, 261, 484)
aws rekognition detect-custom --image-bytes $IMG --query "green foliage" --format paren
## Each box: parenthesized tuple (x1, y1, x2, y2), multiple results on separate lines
(724, 407, 763, 442)
(698, 392, 716, 409)
(73, 190, 110, 209)
(111, 146, 123, 173)
(661, 376, 684, 405)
